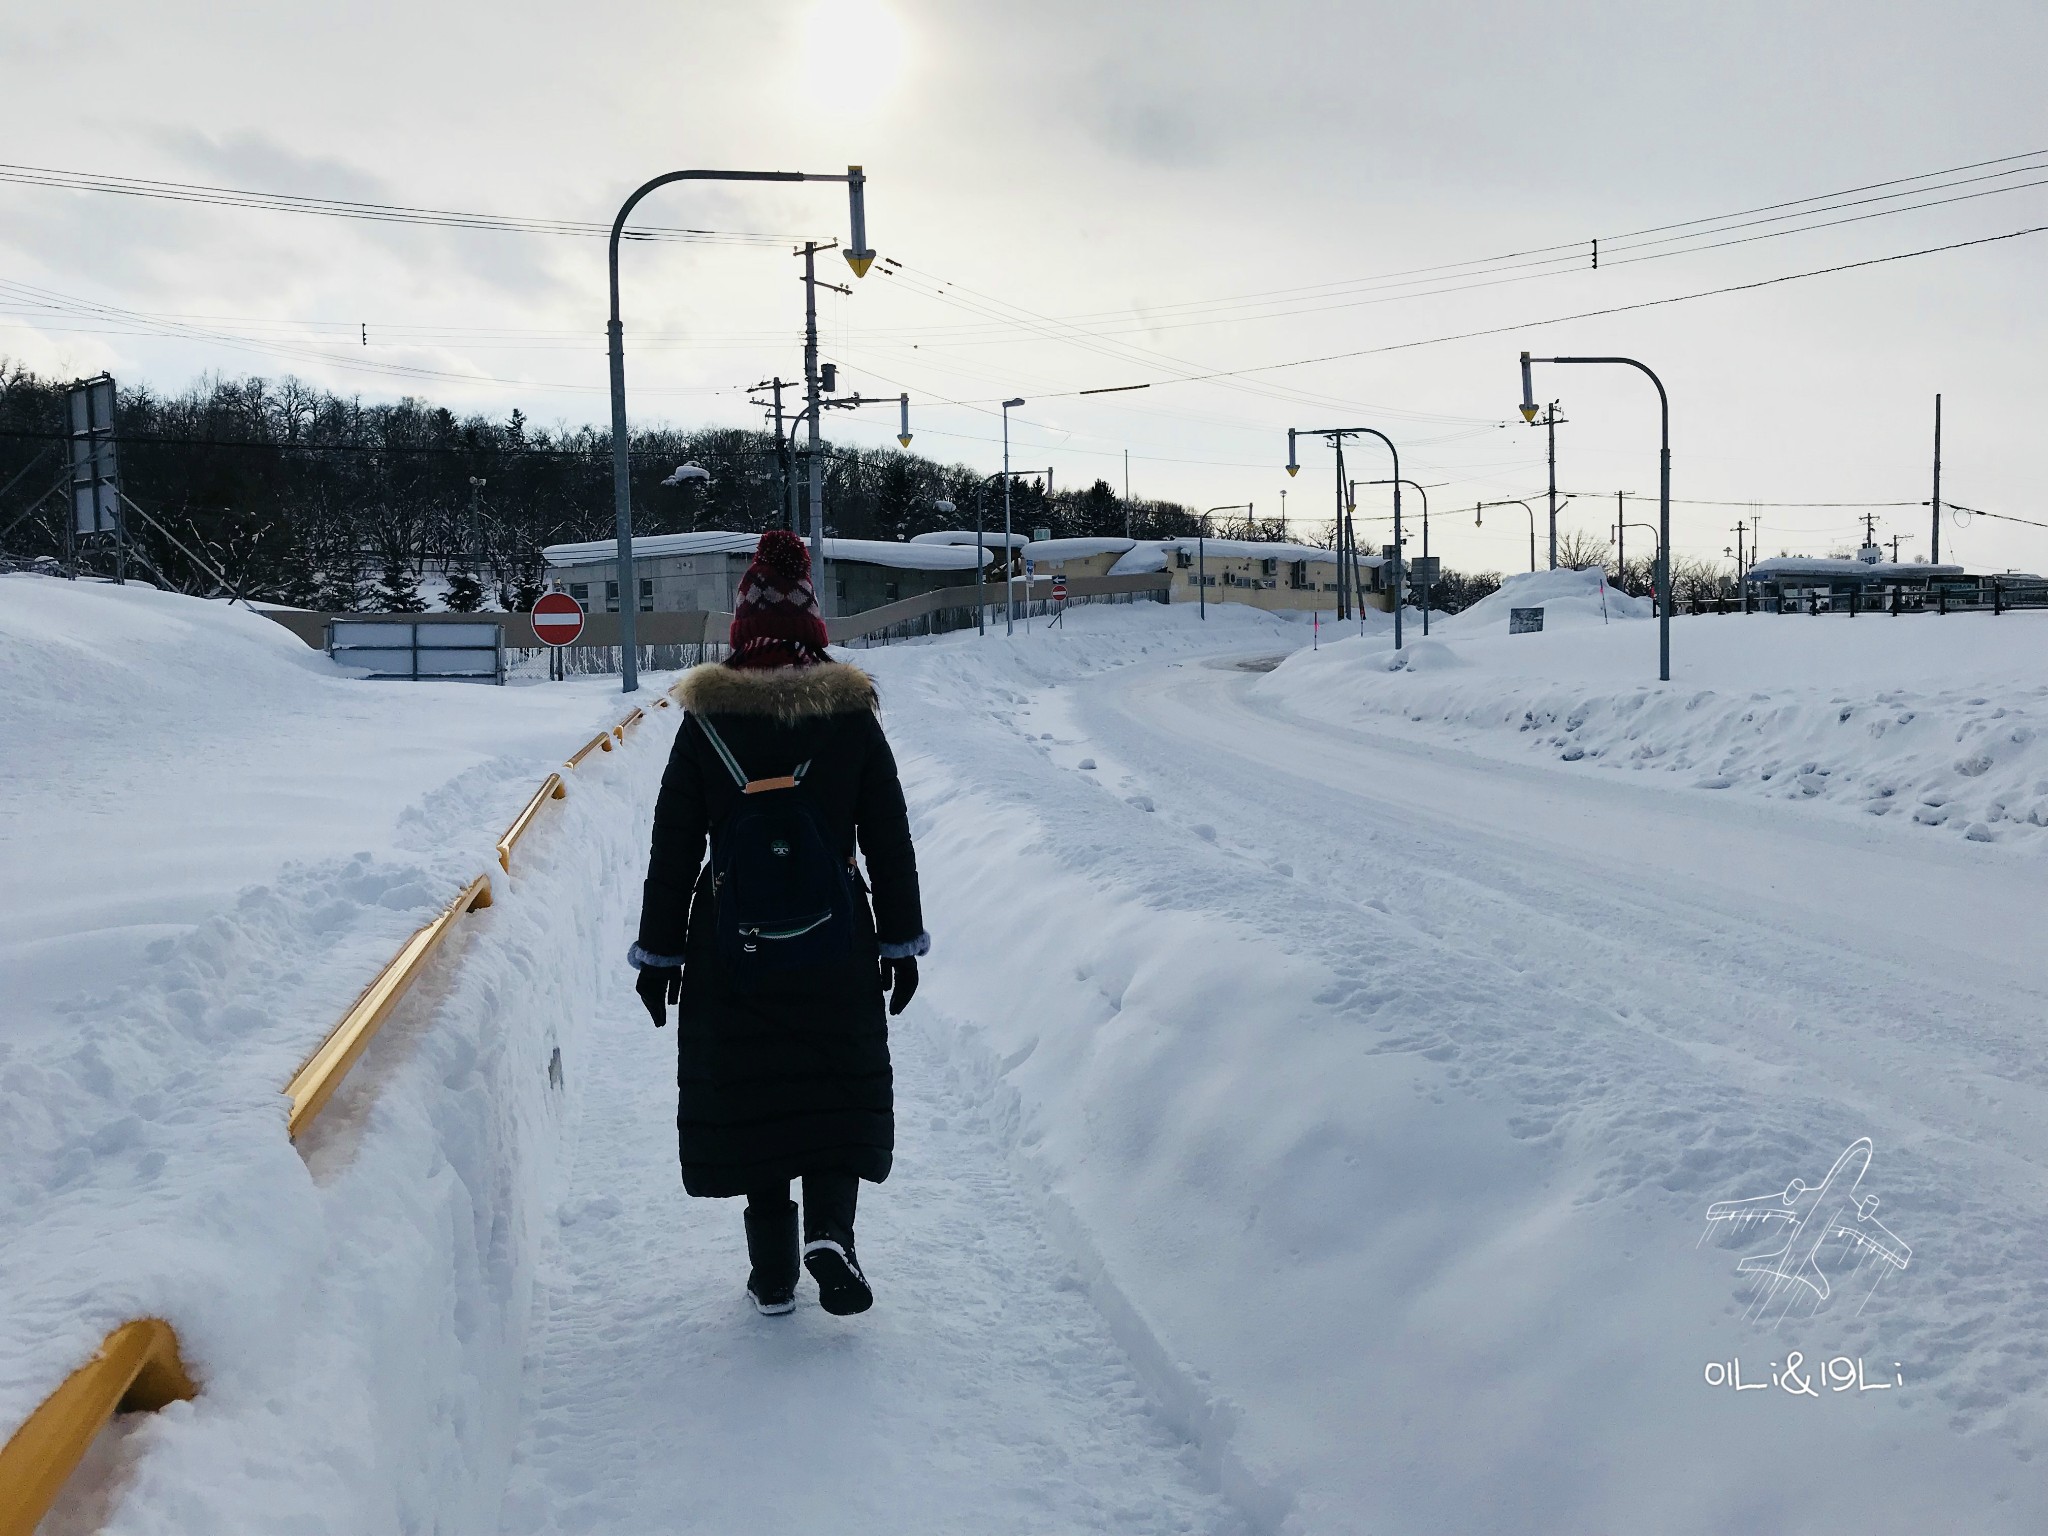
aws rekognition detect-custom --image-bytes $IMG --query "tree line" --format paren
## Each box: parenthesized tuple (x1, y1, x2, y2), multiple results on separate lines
(2, 364, 1670, 615)
(0, 365, 1232, 610)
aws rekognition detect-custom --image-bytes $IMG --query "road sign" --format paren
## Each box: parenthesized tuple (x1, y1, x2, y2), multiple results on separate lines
(67, 375, 121, 537)
(1510, 606, 1546, 634)
(1051, 574, 1067, 602)
(531, 592, 586, 647)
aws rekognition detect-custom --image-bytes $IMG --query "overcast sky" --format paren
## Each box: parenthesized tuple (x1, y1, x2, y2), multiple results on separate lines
(5, 1, 2045, 573)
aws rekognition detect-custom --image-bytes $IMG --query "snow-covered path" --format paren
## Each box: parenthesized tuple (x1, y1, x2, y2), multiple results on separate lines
(499, 984, 1239, 1534)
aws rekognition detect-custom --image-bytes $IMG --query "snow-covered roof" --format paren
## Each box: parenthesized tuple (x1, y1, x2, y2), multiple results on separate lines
(542, 531, 981, 572)
(543, 532, 754, 566)
(1023, 537, 1137, 561)
(1744, 556, 1967, 582)
(1109, 539, 1371, 576)
(910, 529, 1028, 549)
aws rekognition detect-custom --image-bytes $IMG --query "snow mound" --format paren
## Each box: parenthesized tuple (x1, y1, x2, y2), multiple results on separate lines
(1446, 565, 1651, 632)
(2, 575, 670, 1533)
(1261, 607, 2048, 847)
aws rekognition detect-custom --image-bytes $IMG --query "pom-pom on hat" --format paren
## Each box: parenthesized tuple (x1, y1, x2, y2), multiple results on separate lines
(728, 529, 831, 669)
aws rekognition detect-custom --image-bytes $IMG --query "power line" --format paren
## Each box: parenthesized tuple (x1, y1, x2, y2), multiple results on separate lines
(1944, 500, 2048, 533)
(0, 161, 794, 245)
(1045, 221, 2048, 397)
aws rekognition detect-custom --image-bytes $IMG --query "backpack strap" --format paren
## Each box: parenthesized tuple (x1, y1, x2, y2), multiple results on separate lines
(694, 715, 811, 795)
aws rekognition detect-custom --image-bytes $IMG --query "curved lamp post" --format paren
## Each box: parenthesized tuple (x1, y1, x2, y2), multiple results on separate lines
(1360, 478, 1433, 634)
(1290, 426, 1403, 648)
(1474, 499, 1538, 574)
(1523, 350, 1670, 680)
(607, 166, 873, 692)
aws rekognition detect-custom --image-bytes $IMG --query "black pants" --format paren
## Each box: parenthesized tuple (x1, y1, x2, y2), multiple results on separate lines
(747, 1172, 858, 1245)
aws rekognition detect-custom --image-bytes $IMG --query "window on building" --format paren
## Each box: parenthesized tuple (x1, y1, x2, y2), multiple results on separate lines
(1261, 557, 1279, 576)
(884, 581, 900, 602)
(1175, 550, 1193, 569)
(639, 577, 654, 613)
(836, 578, 848, 602)
(1289, 561, 1310, 590)
(569, 582, 589, 602)
(604, 580, 619, 613)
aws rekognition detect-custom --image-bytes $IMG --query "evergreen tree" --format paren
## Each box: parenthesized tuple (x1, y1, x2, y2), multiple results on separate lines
(444, 570, 486, 611)
(376, 552, 426, 612)
(318, 560, 367, 613)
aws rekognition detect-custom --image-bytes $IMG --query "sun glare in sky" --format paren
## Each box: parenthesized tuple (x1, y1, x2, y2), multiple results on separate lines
(798, 0, 908, 115)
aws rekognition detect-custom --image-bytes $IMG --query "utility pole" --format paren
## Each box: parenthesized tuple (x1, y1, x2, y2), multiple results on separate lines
(1616, 490, 1626, 583)
(1730, 519, 1747, 576)
(802, 243, 826, 607)
(1931, 393, 1942, 566)
(1887, 533, 1906, 561)
(769, 377, 790, 529)
(1332, 437, 1350, 620)
(1123, 447, 1130, 538)
(1279, 485, 1287, 539)
(1535, 401, 1566, 568)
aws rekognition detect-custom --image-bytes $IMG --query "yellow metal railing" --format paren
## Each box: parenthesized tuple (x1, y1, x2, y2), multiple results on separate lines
(1, 698, 666, 1534)
(0, 1320, 196, 1536)
(282, 871, 495, 1139)
(497, 774, 566, 872)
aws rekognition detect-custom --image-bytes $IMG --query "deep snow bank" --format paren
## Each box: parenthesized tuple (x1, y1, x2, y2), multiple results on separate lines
(1261, 569, 2048, 848)
(2, 578, 672, 1533)
(857, 601, 2043, 1533)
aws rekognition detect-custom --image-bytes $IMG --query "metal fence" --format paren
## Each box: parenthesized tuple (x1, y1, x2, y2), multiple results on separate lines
(326, 619, 505, 682)
(1721, 577, 2048, 617)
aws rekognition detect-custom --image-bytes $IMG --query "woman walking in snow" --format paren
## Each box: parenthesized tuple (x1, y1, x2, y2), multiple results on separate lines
(630, 530, 927, 1316)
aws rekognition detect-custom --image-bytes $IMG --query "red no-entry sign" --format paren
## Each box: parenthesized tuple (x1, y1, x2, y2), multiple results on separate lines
(1051, 575, 1068, 602)
(530, 591, 585, 647)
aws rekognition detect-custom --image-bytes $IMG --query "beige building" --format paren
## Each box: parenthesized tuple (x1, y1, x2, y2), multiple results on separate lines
(1022, 537, 1137, 580)
(1109, 539, 1389, 613)
(542, 531, 982, 616)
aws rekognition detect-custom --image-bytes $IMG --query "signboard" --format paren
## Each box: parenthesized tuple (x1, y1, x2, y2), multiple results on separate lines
(530, 591, 586, 647)
(1407, 556, 1441, 586)
(1051, 574, 1068, 603)
(1509, 606, 1546, 635)
(67, 375, 121, 536)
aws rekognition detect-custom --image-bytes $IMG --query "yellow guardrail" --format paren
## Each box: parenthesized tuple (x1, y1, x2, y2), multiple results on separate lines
(282, 870, 495, 1140)
(1, 697, 666, 1536)
(0, 1319, 196, 1536)
(496, 774, 566, 872)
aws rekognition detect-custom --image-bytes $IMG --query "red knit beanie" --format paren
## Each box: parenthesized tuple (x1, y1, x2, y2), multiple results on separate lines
(728, 530, 830, 669)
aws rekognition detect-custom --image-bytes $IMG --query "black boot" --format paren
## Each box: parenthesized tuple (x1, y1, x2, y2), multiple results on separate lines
(743, 1198, 799, 1315)
(803, 1233, 874, 1316)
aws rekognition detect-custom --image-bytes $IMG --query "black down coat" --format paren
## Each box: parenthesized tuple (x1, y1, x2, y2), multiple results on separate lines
(634, 661, 926, 1197)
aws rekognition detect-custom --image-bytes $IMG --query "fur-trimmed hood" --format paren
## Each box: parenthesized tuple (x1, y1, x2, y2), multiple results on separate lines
(675, 660, 878, 724)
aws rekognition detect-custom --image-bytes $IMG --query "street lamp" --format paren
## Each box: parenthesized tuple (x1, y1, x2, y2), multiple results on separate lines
(1200, 504, 1252, 620)
(1360, 478, 1431, 634)
(606, 164, 873, 693)
(1523, 350, 1671, 680)
(1288, 426, 1405, 648)
(1473, 501, 1537, 574)
(1002, 398, 1025, 635)
(971, 468, 1037, 636)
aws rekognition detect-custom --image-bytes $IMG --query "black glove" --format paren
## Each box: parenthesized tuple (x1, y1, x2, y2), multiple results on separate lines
(636, 965, 681, 1028)
(880, 955, 918, 1017)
